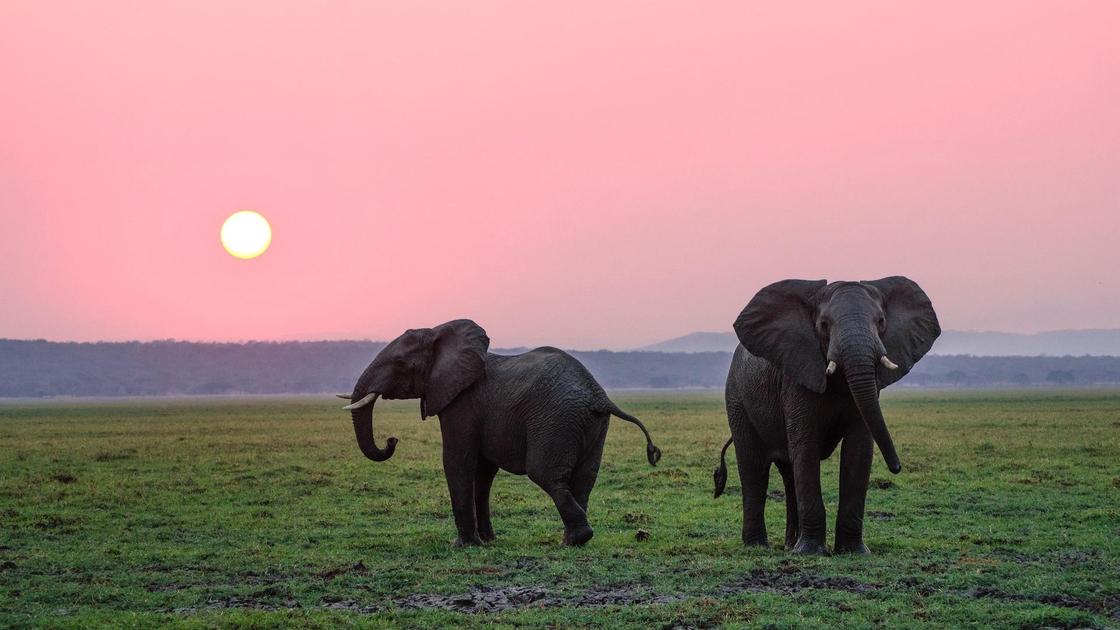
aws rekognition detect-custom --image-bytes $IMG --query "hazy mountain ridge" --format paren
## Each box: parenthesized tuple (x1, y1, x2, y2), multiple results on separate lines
(638, 329, 1120, 356)
(2, 338, 1119, 397)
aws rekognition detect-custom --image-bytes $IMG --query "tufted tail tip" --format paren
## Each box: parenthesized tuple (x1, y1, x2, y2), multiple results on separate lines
(713, 464, 727, 498)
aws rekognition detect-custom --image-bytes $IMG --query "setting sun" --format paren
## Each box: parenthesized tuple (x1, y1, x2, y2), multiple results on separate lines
(220, 211, 271, 259)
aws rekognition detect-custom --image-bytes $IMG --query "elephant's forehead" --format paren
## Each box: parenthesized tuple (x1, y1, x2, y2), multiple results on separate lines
(823, 283, 880, 306)
(384, 329, 433, 354)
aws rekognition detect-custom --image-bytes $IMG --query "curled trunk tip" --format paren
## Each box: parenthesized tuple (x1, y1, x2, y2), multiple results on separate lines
(350, 393, 397, 462)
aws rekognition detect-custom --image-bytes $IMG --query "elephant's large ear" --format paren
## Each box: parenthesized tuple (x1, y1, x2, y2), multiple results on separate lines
(864, 276, 941, 388)
(423, 319, 490, 417)
(734, 279, 828, 393)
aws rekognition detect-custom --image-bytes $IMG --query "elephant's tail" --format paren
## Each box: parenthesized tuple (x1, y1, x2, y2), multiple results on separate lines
(608, 405, 662, 466)
(713, 437, 733, 498)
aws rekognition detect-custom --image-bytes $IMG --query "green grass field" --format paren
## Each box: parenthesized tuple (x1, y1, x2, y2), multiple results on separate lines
(1, 390, 1118, 628)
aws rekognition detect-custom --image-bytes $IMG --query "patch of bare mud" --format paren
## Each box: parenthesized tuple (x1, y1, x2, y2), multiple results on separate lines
(392, 584, 679, 613)
(964, 586, 1120, 620)
(717, 567, 873, 596)
(171, 584, 681, 615)
(315, 560, 369, 582)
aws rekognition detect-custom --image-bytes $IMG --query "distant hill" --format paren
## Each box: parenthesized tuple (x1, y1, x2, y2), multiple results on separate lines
(636, 332, 738, 353)
(638, 329, 1120, 356)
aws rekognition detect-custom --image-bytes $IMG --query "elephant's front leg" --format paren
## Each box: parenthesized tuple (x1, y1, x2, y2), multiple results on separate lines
(787, 412, 829, 554)
(835, 423, 873, 554)
(442, 443, 483, 546)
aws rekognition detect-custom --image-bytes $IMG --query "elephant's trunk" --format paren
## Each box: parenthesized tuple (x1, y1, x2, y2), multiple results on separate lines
(350, 385, 397, 462)
(837, 325, 902, 474)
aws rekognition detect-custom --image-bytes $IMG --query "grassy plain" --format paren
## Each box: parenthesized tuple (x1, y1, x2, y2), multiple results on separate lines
(1, 390, 1118, 628)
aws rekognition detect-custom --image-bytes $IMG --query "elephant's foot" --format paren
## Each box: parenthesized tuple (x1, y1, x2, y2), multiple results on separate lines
(742, 534, 770, 548)
(478, 527, 496, 543)
(834, 540, 870, 555)
(563, 524, 594, 546)
(453, 533, 485, 547)
(784, 526, 800, 551)
(742, 522, 769, 547)
(790, 537, 830, 555)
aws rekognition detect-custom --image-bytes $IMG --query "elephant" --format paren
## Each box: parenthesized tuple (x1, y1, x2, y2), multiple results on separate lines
(340, 319, 662, 546)
(713, 277, 939, 554)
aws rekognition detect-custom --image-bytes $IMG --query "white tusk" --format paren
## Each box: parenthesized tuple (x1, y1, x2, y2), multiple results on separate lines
(881, 356, 899, 370)
(826, 360, 837, 375)
(342, 393, 377, 410)
(336, 394, 352, 400)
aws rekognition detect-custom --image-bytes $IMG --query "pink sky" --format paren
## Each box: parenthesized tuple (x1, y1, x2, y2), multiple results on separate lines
(1, 2, 1117, 349)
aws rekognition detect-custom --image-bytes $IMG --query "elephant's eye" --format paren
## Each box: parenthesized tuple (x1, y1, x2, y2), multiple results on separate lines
(819, 320, 829, 334)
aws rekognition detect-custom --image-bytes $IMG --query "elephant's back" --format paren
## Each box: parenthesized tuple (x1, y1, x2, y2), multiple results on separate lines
(488, 347, 610, 411)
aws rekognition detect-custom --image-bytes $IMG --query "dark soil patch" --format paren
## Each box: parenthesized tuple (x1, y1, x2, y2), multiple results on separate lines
(311, 584, 685, 615)
(717, 568, 873, 596)
(510, 557, 542, 572)
(393, 585, 551, 613)
(162, 569, 1118, 620)
(393, 584, 682, 613)
(767, 490, 785, 502)
(94, 449, 137, 462)
(145, 581, 190, 593)
(315, 561, 369, 582)
(1054, 549, 1101, 567)
(172, 584, 683, 615)
(964, 586, 1120, 620)
(866, 511, 895, 521)
(895, 576, 936, 596)
(33, 514, 85, 531)
(50, 473, 77, 484)
(172, 595, 301, 614)
(871, 479, 896, 490)
(623, 512, 651, 524)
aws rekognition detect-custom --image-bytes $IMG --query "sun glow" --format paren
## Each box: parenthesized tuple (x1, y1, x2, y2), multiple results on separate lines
(220, 211, 272, 259)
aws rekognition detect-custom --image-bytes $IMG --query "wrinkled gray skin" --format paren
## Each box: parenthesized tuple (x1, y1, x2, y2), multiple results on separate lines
(713, 277, 939, 554)
(345, 319, 661, 547)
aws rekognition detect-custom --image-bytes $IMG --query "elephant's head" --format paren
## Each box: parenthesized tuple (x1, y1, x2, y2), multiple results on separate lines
(734, 277, 940, 474)
(342, 319, 490, 462)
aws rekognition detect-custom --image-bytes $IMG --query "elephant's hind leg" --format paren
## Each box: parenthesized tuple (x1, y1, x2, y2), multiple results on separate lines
(776, 461, 799, 550)
(537, 480, 592, 545)
(734, 428, 772, 547)
(475, 460, 499, 543)
(528, 452, 592, 545)
(570, 419, 608, 514)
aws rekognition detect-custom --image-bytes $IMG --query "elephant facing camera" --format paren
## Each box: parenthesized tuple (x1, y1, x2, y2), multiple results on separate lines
(714, 276, 940, 555)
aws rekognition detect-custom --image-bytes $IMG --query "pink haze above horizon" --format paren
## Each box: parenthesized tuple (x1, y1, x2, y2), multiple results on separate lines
(1, 2, 1117, 349)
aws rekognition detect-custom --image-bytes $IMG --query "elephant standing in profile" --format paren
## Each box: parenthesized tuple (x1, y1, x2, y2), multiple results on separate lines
(714, 277, 940, 554)
(340, 319, 661, 546)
